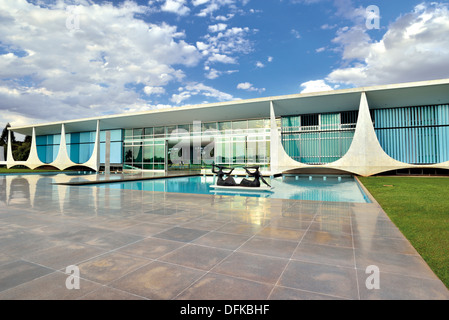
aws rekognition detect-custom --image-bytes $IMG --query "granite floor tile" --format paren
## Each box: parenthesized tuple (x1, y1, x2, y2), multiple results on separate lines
(87, 218, 142, 231)
(78, 285, 146, 300)
(0, 271, 100, 300)
(237, 236, 298, 259)
(352, 223, 405, 239)
(50, 226, 113, 244)
(144, 207, 181, 216)
(24, 243, 106, 270)
(269, 286, 345, 300)
(302, 230, 354, 248)
(0, 260, 54, 293)
(180, 219, 227, 231)
(156, 215, 199, 226)
(278, 260, 359, 300)
(1, 173, 447, 300)
(32, 222, 88, 237)
(212, 252, 288, 284)
(78, 252, 151, 284)
(353, 235, 418, 255)
(292, 242, 355, 268)
(117, 237, 184, 260)
(0, 253, 17, 267)
(308, 220, 352, 235)
(355, 250, 437, 279)
(256, 226, 305, 241)
(192, 231, 251, 251)
(152, 227, 209, 243)
(159, 244, 232, 271)
(110, 261, 205, 300)
(0, 235, 69, 258)
(269, 217, 312, 230)
(84, 232, 143, 251)
(357, 271, 449, 300)
(120, 222, 172, 237)
(216, 222, 266, 236)
(176, 272, 274, 300)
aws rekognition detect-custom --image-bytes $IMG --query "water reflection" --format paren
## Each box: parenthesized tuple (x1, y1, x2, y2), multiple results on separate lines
(1, 173, 367, 231)
(0, 172, 382, 246)
(0, 173, 123, 218)
(97, 175, 369, 203)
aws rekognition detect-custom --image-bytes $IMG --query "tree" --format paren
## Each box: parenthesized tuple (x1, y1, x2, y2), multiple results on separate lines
(13, 139, 31, 161)
(1, 123, 29, 161)
(0, 123, 16, 146)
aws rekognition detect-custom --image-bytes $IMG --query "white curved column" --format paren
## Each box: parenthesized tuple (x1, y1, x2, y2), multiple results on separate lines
(82, 120, 101, 172)
(428, 157, 449, 170)
(270, 101, 309, 174)
(330, 92, 410, 176)
(47, 121, 101, 172)
(5, 130, 28, 169)
(51, 124, 77, 170)
(25, 127, 46, 169)
(6, 130, 16, 169)
(269, 93, 437, 176)
(430, 163, 449, 170)
(7, 127, 47, 169)
(6, 130, 25, 169)
(331, 92, 449, 175)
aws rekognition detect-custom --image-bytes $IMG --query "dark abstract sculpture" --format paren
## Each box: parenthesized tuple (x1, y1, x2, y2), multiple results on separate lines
(212, 164, 237, 186)
(212, 164, 271, 188)
(239, 166, 271, 188)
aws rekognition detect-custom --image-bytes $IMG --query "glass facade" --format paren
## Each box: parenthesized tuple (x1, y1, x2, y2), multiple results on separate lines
(373, 104, 449, 164)
(32, 103, 449, 171)
(281, 111, 358, 164)
(36, 134, 61, 164)
(124, 128, 166, 170)
(123, 118, 271, 171)
(37, 129, 123, 165)
(99, 130, 123, 164)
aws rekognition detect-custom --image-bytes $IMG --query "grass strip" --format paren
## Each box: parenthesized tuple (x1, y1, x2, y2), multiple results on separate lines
(359, 176, 449, 289)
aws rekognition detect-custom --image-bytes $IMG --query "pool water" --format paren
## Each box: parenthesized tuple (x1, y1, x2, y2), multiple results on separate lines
(95, 175, 370, 203)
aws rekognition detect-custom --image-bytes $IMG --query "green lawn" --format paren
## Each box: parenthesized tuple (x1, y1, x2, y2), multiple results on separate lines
(359, 176, 449, 289)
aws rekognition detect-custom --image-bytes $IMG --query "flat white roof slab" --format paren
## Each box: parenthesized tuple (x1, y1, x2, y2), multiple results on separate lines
(10, 78, 449, 136)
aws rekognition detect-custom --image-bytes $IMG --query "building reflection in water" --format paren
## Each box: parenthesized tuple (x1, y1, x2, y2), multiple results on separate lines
(0, 173, 379, 242)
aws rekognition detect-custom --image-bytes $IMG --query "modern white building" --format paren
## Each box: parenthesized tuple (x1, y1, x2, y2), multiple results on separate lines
(4, 79, 449, 176)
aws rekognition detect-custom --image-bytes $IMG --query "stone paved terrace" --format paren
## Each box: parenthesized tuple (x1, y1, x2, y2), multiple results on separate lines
(0, 172, 448, 300)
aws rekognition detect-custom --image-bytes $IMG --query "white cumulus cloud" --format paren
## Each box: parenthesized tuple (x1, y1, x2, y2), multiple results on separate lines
(171, 82, 235, 104)
(161, 0, 190, 16)
(144, 86, 166, 96)
(300, 80, 335, 93)
(327, 2, 449, 87)
(0, 0, 202, 125)
(208, 23, 227, 33)
(237, 82, 265, 93)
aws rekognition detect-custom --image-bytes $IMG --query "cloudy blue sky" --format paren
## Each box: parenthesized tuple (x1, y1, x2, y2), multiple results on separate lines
(1, 0, 449, 128)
